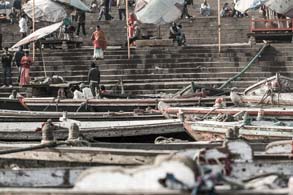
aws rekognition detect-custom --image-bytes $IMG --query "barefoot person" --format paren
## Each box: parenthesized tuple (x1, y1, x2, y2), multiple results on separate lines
(19, 51, 33, 86)
(91, 25, 107, 60)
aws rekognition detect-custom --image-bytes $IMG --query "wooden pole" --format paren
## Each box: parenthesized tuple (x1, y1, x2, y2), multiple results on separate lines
(32, 0, 35, 61)
(125, 0, 130, 59)
(218, 0, 221, 53)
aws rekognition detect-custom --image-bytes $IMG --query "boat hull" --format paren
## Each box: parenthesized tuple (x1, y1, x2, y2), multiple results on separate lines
(183, 120, 293, 141)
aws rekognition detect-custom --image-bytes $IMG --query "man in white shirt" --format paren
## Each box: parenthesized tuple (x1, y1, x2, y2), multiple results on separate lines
(200, 0, 211, 16)
(19, 14, 28, 38)
(80, 83, 94, 99)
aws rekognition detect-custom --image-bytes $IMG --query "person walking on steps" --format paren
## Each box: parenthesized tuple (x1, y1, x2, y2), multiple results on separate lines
(88, 62, 100, 98)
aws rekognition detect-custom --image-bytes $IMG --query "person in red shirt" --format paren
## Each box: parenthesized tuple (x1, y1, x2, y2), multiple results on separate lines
(19, 51, 33, 86)
(91, 25, 107, 60)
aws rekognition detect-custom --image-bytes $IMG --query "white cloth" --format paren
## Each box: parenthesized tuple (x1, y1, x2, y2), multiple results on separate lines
(201, 3, 210, 9)
(93, 48, 104, 59)
(8, 94, 22, 99)
(19, 17, 28, 33)
(82, 87, 94, 99)
(73, 90, 85, 99)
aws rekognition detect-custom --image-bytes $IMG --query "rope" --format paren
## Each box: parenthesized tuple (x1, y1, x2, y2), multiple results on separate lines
(42, 98, 56, 112)
(0, 141, 67, 155)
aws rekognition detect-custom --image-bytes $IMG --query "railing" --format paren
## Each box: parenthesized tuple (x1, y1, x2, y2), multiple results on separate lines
(250, 18, 293, 33)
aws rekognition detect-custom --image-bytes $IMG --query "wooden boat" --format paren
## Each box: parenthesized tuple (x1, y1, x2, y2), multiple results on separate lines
(0, 96, 227, 112)
(0, 143, 171, 167)
(242, 73, 293, 106)
(158, 101, 293, 120)
(0, 142, 290, 168)
(0, 119, 184, 141)
(183, 120, 293, 141)
(0, 109, 164, 122)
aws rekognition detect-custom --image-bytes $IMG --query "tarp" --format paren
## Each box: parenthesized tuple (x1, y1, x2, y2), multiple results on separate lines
(134, 0, 184, 25)
(235, 0, 293, 17)
(53, 0, 91, 12)
(12, 21, 63, 48)
(265, 0, 293, 17)
(23, 0, 67, 23)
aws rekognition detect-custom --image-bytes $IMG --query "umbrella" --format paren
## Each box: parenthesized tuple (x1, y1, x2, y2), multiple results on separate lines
(53, 0, 91, 12)
(134, 0, 184, 25)
(12, 21, 63, 48)
(23, 0, 67, 23)
(265, 0, 293, 17)
(235, 0, 293, 17)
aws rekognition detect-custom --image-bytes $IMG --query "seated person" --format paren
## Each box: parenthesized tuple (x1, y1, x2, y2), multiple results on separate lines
(169, 23, 186, 46)
(221, 3, 232, 17)
(200, 0, 211, 16)
(79, 83, 94, 99)
(72, 85, 85, 99)
(126, 21, 141, 46)
(177, 24, 186, 46)
(8, 90, 22, 99)
(169, 22, 179, 42)
(99, 85, 108, 94)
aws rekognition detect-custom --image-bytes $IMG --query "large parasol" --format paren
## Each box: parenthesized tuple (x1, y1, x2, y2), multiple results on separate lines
(12, 21, 63, 48)
(134, 0, 185, 25)
(23, 0, 67, 23)
(53, 0, 91, 12)
(235, 0, 293, 17)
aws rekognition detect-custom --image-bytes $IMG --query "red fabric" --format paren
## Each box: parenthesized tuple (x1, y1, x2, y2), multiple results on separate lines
(91, 30, 107, 50)
(20, 56, 33, 69)
(19, 67, 30, 86)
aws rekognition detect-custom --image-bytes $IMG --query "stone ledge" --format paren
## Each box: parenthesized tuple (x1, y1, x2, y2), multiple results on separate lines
(135, 39, 173, 48)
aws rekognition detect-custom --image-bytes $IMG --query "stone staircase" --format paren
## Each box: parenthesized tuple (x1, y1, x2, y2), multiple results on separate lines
(0, 43, 291, 97)
(0, 0, 288, 98)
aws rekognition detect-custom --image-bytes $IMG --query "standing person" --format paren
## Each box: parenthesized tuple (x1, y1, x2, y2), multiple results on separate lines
(88, 62, 100, 98)
(181, 0, 192, 19)
(0, 33, 2, 50)
(91, 25, 107, 60)
(19, 51, 33, 86)
(19, 14, 28, 38)
(200, 0, 211, 16)
(76, 11, 86, 36)
(1, 47, 13, 88)
(11, 0, 21, 24)
(12, 46, 24, 83)
(117, 0, 126, 20)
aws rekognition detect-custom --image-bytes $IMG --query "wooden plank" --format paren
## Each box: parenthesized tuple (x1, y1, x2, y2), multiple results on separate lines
(0, 120, 183, 141)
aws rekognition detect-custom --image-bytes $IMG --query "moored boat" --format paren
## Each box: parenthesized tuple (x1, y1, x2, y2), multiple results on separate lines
(242, 73, 293, 106)
(0, 119, 184, 141)
(0, 96, 226, 112)
(183, 120, 293, 141)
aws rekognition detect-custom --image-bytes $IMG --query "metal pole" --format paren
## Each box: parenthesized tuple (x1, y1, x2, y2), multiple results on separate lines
(32, 0, 35, 61)
(218, 0, 221, 53)
(125, 0, 130, 59)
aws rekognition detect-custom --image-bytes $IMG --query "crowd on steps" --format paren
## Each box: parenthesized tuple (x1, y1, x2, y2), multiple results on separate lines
(0, 0, 284, 98)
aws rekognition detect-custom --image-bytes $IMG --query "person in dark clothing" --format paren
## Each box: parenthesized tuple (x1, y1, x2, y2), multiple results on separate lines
(76, 11, 86, 36)
(12, 46, 24, 83)
(0, 34, 2, 50)
(169, 22, 179, 43)
(181, 0, 192, 19)
(98, 0, 114, 21)
(11, 0, 21, 23)
(1, 47, 13, 87)
(88, 62, 100, 98)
